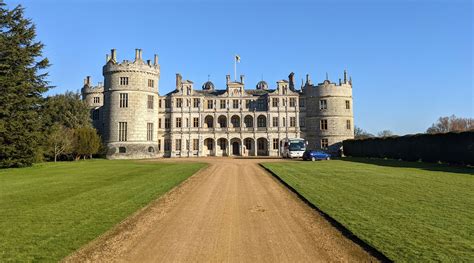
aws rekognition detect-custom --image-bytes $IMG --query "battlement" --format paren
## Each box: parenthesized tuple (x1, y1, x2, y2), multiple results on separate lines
(103, 49, 160, 76)
(81, 76, 104, 95)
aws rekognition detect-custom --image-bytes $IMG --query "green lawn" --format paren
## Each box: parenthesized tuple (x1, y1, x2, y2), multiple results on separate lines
(0, 159, 206, 262)
(262, 158, 474, 262)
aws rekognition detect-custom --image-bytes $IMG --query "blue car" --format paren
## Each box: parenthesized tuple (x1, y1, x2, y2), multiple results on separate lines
(302, 150, 331, 161)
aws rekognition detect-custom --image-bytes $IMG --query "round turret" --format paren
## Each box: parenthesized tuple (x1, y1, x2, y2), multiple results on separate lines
(102, 49, 161, 159)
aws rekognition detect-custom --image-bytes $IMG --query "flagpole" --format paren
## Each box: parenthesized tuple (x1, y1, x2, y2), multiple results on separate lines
(234, 55, 236, 81)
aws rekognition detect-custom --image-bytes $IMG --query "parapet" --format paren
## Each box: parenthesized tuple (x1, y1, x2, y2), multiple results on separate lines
(81, 76, 104, 95)
(102, 48, 160, 76)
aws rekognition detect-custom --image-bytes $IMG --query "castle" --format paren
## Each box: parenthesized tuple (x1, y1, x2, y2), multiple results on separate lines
(81, 49, 354, 159)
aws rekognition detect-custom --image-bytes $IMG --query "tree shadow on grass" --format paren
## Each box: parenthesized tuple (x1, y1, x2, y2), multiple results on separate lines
(341, 157, 474, 175)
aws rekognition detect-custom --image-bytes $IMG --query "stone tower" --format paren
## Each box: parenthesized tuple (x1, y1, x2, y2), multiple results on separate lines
(102, 49, 160, 159)
(300, 70, 354, 152)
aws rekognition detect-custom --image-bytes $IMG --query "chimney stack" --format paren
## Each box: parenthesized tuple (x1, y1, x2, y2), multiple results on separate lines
(111, 49, 117, 62)
(176, 73, 182, 89)
(106, 54, 110, 63)
(85, 76, 91, 86)
(154, 54, 159, 65)
(135, 49, 142, 61)
(305, 74, 312, 85)
(240, 75, 245, 84)
(344, 70, 347, 84)
(288, 72, 295, 90)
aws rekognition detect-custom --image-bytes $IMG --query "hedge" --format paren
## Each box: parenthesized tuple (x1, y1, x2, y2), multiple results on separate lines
(343, 131, 474, 165)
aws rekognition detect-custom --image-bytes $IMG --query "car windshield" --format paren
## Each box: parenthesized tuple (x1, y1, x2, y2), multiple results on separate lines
(289, 141, 305, 151)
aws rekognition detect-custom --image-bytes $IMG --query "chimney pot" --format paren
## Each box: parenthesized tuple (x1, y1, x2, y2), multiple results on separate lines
(154, 54, 158, 65)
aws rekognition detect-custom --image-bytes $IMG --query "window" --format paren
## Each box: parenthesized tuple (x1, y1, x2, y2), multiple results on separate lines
(118, 122, 127, 141)
(120, 77, 129, 85)
(282, 117, 286, 127)
(158, 139, 161, 151)
(346, 100, 351, 109)
(147, 123, 153, 141)
(290, 98, 296, 107)
(119, 147, 126, 153)
(185, 118, 189, 127)
(176, 98, 183, 108)
(272, 98, 278, 107)
(282, 99, 286, 106)
(158, 99, 162, 108)
(164, 139, 171, 151)
(165, 99, 171, 108)
(272, 117, 279, 127)
(92, 109, 99, 120)
(193, 98, 200, 108)
(319, 99, 327, 110)
(193, 117, 199, 128)
(165, 118, 170, 129)
(119, 93, 128, 108)
(245, 100, 251, 109)
(273, 139, 279, 150)
(321, 138, 329, 149)
(233, 99, 239, 109)
(220, 100, 226, 109)
(258, 139, 266, 151)
(93, 97, 100, 103)
(299, 98, 305, 108)
(175, 139, 182, 151)
(176, 117, 182, 128)
(257, 99, 265, 110)
(245, 139, 252, 150)
(257, 115, 266, 127)
(290, 117, 296, 127)
(244, 116, 253, 128)
(207, 100, 214, 109)
(300, 117, 305, 127)
(346, 119, 351, 130)
(231, 116, 240, 127)
(193, 139, 199, 150)
(148, 146, 154, 153)
(148, 79, 154, 88)
(158, 118, 162, 128)
(147, 95, 154, 109)
(320, 119, 328, 130)
(186, 99, 190, 107)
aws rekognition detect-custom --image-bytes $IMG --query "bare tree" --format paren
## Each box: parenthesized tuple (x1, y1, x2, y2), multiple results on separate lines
(49, 124, 73, 162)
(377, 130, 394, 137)
(427, 115, 474, 134)
(354, 126, 374, 139)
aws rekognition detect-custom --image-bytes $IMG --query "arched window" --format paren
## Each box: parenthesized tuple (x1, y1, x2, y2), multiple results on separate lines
(257, 115, 267, 128)
(148, 147, 154, 153)
(218, 115, 227, 128)
(231, 115, 240, 128)
(204, 115, 214, 128)
(119, 147, 127, 153)
(244, 115, 253, 128)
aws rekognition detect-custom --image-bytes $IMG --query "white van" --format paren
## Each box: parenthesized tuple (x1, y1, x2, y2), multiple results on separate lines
(280, 138, 307, 158)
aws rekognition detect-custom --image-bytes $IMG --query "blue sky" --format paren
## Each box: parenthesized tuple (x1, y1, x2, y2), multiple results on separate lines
(7, 0, 473, 135)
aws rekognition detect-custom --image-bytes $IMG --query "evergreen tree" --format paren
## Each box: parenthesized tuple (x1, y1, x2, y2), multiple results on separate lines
(43, 91, 92, 129)
(73, 127, 101, 160)
(0, 2, 50, 167)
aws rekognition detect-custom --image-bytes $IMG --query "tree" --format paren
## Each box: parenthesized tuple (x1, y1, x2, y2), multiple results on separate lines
(48, 124, 73, 162)
(73, 127, 101, 160)
(43, 91, 92, 129)
(0, 3, 50, 167)
(377, 130, 394, 137)
(354, 126, 374, 139)
(427, 115, 474, 134)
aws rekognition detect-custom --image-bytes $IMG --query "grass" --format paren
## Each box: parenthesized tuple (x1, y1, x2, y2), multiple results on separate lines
(0, 159, 206, 262)
(262, 158, 474, 262)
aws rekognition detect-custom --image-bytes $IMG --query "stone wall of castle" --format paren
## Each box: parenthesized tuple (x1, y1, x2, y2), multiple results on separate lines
(81, 49, 354, 159)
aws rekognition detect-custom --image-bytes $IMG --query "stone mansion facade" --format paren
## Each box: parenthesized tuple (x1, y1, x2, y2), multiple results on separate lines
(81, 49, 354, 159)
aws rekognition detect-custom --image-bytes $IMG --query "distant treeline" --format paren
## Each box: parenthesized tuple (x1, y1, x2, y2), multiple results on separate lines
(343, 131, 474, 165)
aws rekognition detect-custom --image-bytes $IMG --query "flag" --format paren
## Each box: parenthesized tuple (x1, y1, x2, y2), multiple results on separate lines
(235, 55, 240, 63)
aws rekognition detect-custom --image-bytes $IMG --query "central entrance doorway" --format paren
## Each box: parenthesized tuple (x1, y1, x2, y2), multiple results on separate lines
(232, 142, 240, 155)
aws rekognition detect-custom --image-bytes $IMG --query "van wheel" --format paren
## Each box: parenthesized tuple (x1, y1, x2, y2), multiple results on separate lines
(311, 157, 316, 162)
